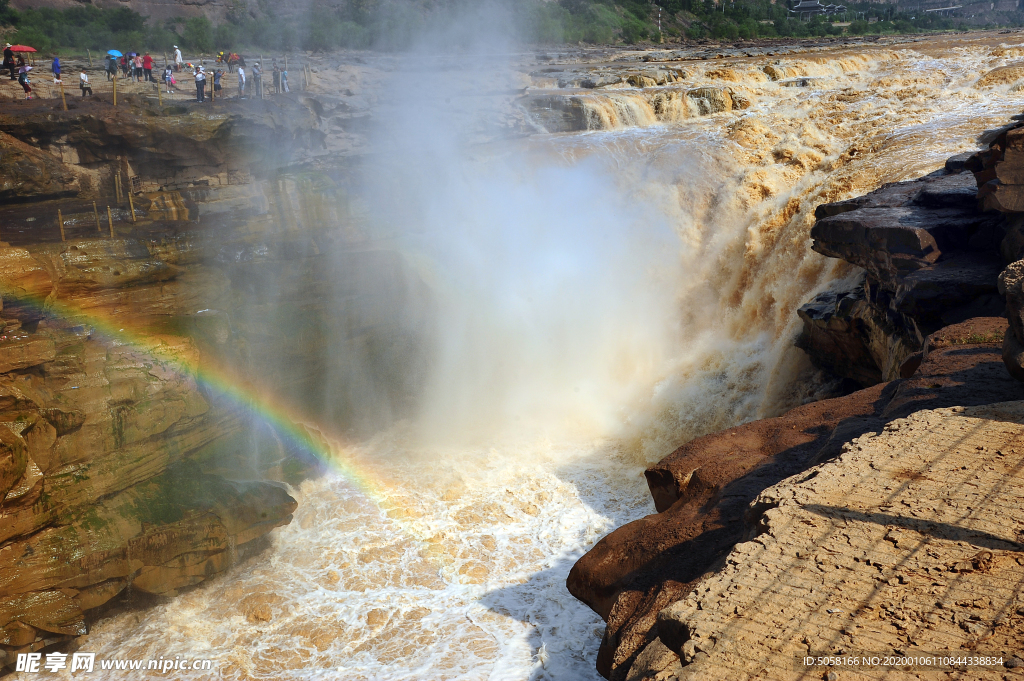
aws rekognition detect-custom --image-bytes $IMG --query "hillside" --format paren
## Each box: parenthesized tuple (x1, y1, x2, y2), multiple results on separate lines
(3, 0, 1023, 52)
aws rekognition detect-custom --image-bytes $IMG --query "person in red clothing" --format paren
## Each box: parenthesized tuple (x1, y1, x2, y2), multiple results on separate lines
(142, 53, 153, 82)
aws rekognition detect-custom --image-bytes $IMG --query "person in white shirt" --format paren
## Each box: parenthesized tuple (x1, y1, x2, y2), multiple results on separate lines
(237, 65, 245, 99)
(173, 45, 182, 72)
(79, 69, 92, 96)
(195, 66, 206, 102)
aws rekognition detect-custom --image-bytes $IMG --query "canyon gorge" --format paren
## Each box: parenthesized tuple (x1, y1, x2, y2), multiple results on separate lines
(2, 29, 1024, 681)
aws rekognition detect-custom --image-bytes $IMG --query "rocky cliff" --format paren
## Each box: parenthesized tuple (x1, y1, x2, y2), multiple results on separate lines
(569, 120, 1024, 679)
(0, 88, 420, 667)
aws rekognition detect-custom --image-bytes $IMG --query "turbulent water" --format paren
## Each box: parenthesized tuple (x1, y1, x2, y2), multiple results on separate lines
(59, 35, 1024, 680)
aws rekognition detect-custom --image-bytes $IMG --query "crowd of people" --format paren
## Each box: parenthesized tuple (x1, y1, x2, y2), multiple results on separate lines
(103, 52, 155, 82)
(3, 43, 295, 102)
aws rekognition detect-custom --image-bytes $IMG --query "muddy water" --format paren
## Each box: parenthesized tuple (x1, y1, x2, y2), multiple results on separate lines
(68, 36, 1024, 680)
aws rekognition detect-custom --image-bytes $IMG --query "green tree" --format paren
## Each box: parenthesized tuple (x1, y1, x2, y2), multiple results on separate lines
(0, 0, 20, 26)
(183, 16, 213, 52)
(215, 23, 238, 49)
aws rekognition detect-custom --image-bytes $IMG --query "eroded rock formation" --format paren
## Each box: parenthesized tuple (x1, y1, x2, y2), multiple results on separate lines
(798, 169, 1005, 386)
(0, 92, 416, 667)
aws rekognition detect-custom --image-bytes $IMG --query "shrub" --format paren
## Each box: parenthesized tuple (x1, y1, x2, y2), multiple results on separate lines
(848, 19, 868, 33)
(215, 23, 237, 49)
(620, 17, 648, 42)
(183, 16, 213, 52)
(12, 25, 50, 52)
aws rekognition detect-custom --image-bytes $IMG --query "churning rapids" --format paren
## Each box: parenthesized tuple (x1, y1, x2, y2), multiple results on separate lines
(53, 35, 1024, 680)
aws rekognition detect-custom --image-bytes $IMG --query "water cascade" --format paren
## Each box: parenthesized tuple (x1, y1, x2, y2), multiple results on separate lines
(64, 37, 1024, 681)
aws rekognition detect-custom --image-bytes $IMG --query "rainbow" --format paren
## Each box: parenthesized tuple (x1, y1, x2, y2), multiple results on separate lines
(0, 277, 442, 550)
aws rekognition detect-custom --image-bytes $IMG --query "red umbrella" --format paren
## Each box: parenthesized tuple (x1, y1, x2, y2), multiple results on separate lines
(9, 45, 37, 52)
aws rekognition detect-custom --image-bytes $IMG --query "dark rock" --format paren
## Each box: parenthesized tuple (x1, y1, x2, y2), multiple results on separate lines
(944, 152, 975, 174)
(893, 252, 1005, 333)
(812, 179, 921, 220)
(810, 206, 1001, 289)
(898, 351, 924, 378)
(803, 161, 1007, 390)
(998, 260, 1024, 382)
(911, 171, 978, 209)
(796, 278, 922, 386)
(999, 213, 1024, 263)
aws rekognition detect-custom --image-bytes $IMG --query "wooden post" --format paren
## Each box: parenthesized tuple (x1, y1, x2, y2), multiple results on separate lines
(57, 209, 66, 242)
(87, 49, 92, 67)
(260, 54, 264, 99)
(127, 185, 137, 223)
(59, 80, 67, 111)
(157, 82, 163, 107)
(93, 201, 101, 233)
(107, 206, 114, 238)
(114, 173, 121, 203)
(112, 73, 117, 107)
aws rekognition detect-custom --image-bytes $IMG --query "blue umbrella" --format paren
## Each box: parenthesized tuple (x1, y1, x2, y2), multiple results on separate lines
(107, 50, 123, 57)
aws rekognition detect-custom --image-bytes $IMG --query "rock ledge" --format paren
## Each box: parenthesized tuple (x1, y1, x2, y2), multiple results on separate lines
(632, 401, 1024, 680)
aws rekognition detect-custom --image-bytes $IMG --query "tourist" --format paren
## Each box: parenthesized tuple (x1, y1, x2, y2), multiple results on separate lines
(213, 69, 223, 98)
(3, 43, 14, 80)
(163, 65, 174, 93)
(133, 54, 143, 82)
(252, 61, 262, 98)
(174, 45, 182, 72)
(80, 69, 92, 96)
(106, 55, 116, 81)
(143, 53, 153, 82)
(280, 67, 289, 93)
(272, 61, 280, 94)
(120, 55, 129, 79)
(195, 66, 206, 102)
(237, 65, 245, 99)
(51, 55, 61, 80)
(17, 60, 32, 99)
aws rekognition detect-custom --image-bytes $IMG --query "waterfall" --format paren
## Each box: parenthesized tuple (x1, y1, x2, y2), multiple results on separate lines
(75, 38, 1024, 681)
